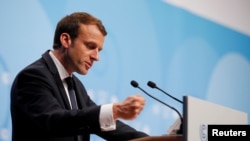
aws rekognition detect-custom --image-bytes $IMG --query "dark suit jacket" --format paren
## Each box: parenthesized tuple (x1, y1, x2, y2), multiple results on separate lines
(10, 50, 148, 141)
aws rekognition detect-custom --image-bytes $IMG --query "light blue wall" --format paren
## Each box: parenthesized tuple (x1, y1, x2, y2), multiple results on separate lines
(0, 0, 249, 141)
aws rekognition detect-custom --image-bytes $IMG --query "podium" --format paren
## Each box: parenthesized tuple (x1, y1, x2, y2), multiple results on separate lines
(131, 95, 248, 141)
(129, 135, 182, 141)
(183, 95, 248, 141)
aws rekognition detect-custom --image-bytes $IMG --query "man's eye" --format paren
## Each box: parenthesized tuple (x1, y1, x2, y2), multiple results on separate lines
(86, 43, 95, 49)
(85, 42, 102, 52)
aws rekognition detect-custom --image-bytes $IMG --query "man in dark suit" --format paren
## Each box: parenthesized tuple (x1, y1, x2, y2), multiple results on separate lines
(10, 12, 148, 141)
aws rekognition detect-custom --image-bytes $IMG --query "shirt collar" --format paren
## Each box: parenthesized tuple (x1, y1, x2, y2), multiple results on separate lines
(49, 50, 70, 81)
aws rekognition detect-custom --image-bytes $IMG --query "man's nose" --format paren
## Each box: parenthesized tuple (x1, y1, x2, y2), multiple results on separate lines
(91, 49, 99, 61)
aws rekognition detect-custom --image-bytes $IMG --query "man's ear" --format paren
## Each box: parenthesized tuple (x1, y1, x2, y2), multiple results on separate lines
(60, 33, 71, 48)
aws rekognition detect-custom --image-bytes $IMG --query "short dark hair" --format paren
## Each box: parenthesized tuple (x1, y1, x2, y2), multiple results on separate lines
(53, 12, 107, 49)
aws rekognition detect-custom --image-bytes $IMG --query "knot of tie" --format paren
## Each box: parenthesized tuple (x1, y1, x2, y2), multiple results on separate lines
(65, 77, 74, 90)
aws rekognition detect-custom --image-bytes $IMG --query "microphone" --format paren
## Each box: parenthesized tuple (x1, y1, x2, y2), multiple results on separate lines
(147, 81, 183, 104)
(130, 80, 183, 134)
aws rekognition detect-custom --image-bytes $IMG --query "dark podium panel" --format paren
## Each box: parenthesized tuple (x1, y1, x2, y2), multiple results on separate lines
(129, 135, 182, 141)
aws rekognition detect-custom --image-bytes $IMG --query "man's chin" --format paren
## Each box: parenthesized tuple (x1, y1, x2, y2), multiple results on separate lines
(77, 70, 88, 75)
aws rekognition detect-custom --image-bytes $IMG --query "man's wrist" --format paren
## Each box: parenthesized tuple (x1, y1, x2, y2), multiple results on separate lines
(100, 104, 116, 131)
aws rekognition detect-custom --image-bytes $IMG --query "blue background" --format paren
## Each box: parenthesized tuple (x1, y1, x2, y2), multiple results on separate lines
(0, 0, 249, 141)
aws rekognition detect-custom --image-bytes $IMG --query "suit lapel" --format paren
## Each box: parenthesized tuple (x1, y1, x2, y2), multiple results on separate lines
(55, 77, 72, 110)
(42, 50, 72, 110)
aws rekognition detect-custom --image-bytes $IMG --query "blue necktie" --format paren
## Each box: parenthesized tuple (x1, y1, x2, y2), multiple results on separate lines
(65, 77, 78, 110)
(65, 77, 83, 141)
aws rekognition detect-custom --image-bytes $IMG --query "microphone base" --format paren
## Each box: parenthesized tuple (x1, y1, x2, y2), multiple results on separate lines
(176, 123, 183, 135)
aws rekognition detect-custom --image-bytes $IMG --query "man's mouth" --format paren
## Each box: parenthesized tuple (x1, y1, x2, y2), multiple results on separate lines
(85, 62, 92, 69)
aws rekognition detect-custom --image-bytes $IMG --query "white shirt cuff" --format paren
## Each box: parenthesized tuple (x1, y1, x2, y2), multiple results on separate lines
(100, 104, 116, 131)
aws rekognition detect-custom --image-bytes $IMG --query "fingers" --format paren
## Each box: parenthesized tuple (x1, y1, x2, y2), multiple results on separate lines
(130, 95, 145, 113)
(113, 94, 146, 120)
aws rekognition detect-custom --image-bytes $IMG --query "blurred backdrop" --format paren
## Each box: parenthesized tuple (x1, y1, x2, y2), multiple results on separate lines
(0, 0, 249, 141)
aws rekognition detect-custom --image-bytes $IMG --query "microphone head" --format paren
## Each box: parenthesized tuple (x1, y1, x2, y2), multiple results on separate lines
(147, 81, 157, 88)
(130, 80, 139, 88)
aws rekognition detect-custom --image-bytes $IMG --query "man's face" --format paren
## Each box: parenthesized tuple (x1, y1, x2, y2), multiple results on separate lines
(66, 24, 105, 75)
